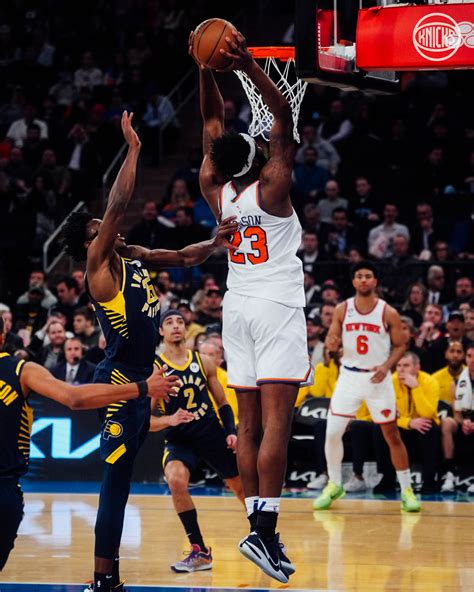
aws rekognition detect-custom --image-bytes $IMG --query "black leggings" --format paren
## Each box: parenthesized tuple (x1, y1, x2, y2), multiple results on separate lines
(0, 479, 24, 571)
(94, 453, 135, 559)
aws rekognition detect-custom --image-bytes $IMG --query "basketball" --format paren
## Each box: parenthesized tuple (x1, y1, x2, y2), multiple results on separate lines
(191, 18, 235, 70)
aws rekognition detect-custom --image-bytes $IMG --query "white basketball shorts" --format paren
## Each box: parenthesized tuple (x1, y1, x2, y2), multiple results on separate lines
(222, 291, 312, 390)
(329, 366, 396, 424)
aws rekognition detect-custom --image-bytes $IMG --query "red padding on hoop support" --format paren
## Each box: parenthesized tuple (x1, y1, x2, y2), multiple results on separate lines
(248, 46, 295, 61)
(356, 4, 474, 71)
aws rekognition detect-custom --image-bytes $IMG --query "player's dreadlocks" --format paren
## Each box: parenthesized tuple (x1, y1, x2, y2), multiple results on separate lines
(210, 131, 254, 178)
(62, 211, 94, 262)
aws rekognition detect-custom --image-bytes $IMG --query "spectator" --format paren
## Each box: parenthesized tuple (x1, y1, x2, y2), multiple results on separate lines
(21, 124, 50, 169)
(320, 302, 335, 340)
(292, 146, 331, 201)
(65, 123, 102, 202)
(14, 284, 49, 336)
(294, 124, 341, 173)
(73, 51, 104, 92)
(425, 265, 450, 305)
(319, 280, 341, 306)
(6, 104, 48, 148)
(465, 309, 474, 343)
(172, 207, 210, 249)
(433, 340, 465, 405)
(51, 337, 96, 384)
(301, 203, 325, 235)
(73, 307, 100, 349)
(71, 269, 89, 306)
(322, 208, 361, 260)
(142, 83, 178, 163)
(34, 148, 72, 216)
(306, 311, 324, 367)
(417, 146, 453, 196)
(50, 276, 81, 331)
(448, 277, 473, 312)
(317, 99, 353, 149)
(223, 99, 247, 133)
(374, 352, 441, 493)
(368, 203, 410, 259)
(49, 70, 78, 108)
(304, 273, 320, 307)
(126, 201, 163, 249)
(297, 230, 327, 277)
(195, 288, 223, 332)
(162, 178, 194, 221)
(177, 299, 205, 349)
(432, 240, 452, 264)
(382, 235, 422, 304)
(415, 303, 446, 373)
(401, 282, 428, 329)
(16, 270, 57, 309)
(316, 180, 348, 223)
(33, 319, 67, 369)
(348, 176, 380, 234)
(1, 310, 23, 354)
(411, 203, 444, 256)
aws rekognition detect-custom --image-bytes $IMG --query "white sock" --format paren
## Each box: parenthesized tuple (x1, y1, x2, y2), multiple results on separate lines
(257, 497, 280, 513)
(245, 496, 259, 516)
(325, 413, 351, 486)
(397, 469, 412, 490)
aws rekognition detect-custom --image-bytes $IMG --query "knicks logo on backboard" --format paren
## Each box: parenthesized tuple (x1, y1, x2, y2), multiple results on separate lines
(413, 13, 474, 62)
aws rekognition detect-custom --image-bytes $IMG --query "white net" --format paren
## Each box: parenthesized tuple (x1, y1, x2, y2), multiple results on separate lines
(235, 57, 308, 143)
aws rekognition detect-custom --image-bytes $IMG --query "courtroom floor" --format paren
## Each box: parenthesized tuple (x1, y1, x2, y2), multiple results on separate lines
(1, 486, 473, 592)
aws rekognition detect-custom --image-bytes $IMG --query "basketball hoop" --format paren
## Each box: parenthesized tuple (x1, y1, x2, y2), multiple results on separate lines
(235, 46, 308, 143)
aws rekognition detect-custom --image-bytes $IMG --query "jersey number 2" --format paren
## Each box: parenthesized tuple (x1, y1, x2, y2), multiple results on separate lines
(356, 335, 369, 355)
(183, 387, 197, 410)
(229, 226, 269, 265)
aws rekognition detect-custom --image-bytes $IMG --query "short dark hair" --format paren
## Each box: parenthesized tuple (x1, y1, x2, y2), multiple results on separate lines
(56, 275, 79, 293)
(175, 206, 194, 219)
(62, 211, 93, 262)
(73, 306, 94, 323)
(351, 260, 378, 279)
(210, 131, 252, 178)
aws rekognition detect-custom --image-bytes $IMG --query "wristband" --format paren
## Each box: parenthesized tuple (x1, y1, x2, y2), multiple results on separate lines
(136, 380, 149, 397)
(219, 403, 236, 436)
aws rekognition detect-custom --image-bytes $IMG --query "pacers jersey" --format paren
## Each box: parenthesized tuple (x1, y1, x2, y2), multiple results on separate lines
(219, 180, 305, 308)
(0, 353, 32, 477)
(88, 257, 160, 371)
(154, 350, 218, 439)
(341, 297, 390, 370)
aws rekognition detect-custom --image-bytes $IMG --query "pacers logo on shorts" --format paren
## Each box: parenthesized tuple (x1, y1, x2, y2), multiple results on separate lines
(103, 420, 123, 440)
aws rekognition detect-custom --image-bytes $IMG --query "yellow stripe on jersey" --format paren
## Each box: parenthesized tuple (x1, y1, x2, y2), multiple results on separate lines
(195, 352, 207, 380)
(159, 350, 192, 372)
(15, 359, 25, 376)
(105, 443, 127, 464)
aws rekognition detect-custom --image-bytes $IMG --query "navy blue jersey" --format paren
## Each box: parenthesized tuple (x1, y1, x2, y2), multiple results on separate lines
(0, 354, 31, 477)
(88, 257, 160, 372)
(154, 350, 218, 440)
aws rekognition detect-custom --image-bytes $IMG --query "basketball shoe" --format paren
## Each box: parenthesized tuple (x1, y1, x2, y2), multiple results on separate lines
(400, 487, 421, 512)
(306, 473, 328, 490)
(171, 544, 212, 572)
(344, 475, 367, 492)
(440, 471, 456, 493)
(239, 531, 288, 583)
(278, 540, 295, 575)
(313, 481, 345, 510)
(83, 582, 127, 591)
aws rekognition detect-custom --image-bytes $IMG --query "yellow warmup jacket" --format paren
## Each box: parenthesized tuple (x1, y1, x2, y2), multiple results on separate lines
(392, 371, 440, 430)
(431, 365, 465, 406)
(216, 366, 239, 424)
(296, 361, 371, 421)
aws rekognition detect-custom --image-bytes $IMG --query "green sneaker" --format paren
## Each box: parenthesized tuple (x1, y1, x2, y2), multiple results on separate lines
(401, 487, 421, 512)
(313, 481, 345, 510)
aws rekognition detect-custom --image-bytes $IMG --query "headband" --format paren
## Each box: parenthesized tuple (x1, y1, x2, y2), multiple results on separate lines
(234, 133, 257, 178)
(160, 309, 185, 327)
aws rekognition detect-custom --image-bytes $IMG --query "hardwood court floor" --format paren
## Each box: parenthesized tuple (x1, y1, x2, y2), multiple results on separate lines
(1, 493, 473, 591)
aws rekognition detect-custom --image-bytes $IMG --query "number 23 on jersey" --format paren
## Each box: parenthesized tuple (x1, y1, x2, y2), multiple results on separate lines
(229, 226, 269, 265)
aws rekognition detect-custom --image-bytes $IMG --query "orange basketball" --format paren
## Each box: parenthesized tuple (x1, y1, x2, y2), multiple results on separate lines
(191, 18, 235, 70)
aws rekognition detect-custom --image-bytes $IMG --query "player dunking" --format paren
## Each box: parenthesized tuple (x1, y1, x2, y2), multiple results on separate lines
(62, 112, 237, 592)
(313, 261, 421, 512)
(150, 310, 244, 573)
(0, 316, 173, 572)
(191, 30, 310, 582)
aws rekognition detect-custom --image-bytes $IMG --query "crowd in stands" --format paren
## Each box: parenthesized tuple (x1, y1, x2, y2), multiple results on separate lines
(0, 2, 473, 492)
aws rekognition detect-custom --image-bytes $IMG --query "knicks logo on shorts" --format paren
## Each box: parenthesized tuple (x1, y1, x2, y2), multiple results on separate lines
(103, 420, 123, 440)
(380, 409, 392, 418)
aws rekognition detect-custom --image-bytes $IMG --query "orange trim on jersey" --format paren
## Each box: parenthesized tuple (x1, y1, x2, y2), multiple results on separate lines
(353, 297, 379, 316)
(227, 383, 261, 391)
(329, 404, 356, 419)
(256, 365, 312, 385)
(230, 180, 259, 203)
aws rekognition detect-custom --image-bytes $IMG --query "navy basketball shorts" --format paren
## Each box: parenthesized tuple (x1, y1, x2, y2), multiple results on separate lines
(0, 478, 24, 570)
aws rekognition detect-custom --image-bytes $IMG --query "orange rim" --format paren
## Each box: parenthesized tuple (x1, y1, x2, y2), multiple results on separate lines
(248, 46, 295, 61)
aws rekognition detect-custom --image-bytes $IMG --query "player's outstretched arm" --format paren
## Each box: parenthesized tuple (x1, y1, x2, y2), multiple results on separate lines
(20, 362, 179, 410)
(88, 111, 141, 268)
(325, 303, 344, 352)
(117, 216, 238, 268)
(149, 409, 195, 432)
(370, 306, 407, 384)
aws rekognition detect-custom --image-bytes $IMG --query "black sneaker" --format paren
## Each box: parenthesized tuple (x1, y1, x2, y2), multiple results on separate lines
(278, 539, 295, 576)
(239, 531, 289, 583)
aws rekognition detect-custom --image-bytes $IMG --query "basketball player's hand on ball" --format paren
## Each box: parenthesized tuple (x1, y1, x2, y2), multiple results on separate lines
(370, 363, 390, 384)
(121, 111, 141, 149)
(148, 364, 180, 401)
(188, 31, 206, 69)
(218, 30, 253, 72)
(226, 434, 237, 452)
(169, 409, 195, 426)
(325, 334, 341, 352)
(213, 216, 239, 251)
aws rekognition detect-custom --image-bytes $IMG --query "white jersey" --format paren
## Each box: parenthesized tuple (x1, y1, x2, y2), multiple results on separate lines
(219, 180, 305, 308)
(341, 297, 390, 369)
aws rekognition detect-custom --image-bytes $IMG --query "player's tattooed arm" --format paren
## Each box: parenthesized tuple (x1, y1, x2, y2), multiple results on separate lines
(370, 305, 407, 384)
(117, 216, 238, 268)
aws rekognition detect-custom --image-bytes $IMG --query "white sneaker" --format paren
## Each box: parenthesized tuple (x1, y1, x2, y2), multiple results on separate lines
(307, 473, 329, 490)
(440, 471, 455, 493)
(467, 482, 474, 494)
(344, 475, 367, 492)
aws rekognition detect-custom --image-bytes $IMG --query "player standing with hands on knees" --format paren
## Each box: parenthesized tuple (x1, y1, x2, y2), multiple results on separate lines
(191, 28, 311, 583)
(314, 261, 421, 512)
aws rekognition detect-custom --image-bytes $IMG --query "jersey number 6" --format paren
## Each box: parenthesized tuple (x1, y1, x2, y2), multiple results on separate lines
(229, 226, 269, 265)
(356, 335, 369, 355)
